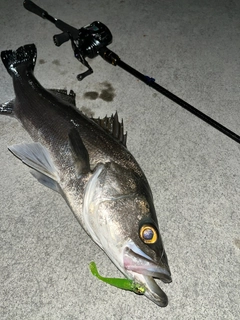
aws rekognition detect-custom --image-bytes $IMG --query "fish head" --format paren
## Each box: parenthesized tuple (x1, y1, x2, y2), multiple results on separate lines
(118, 193, 171, 307)
(83, 162, 171, 307)
(122, 207, 172, 307)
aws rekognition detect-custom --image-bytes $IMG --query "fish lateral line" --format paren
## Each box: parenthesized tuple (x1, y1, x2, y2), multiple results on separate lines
(89, 261, 146, 295)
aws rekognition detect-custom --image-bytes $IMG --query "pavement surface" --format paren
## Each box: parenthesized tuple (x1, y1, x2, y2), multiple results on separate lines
(0, 0, 239, 319)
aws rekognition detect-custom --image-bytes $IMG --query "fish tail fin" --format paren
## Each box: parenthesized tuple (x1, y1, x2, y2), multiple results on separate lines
(1, 44, 37, 77)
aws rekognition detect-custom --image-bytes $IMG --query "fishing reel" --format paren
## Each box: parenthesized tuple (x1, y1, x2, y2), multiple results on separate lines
(23, 0, 240, 144)
(23, 0, 112, 80)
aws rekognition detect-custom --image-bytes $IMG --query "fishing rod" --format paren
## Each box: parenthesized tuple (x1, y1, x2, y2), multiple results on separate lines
(23, 0, 240, 145)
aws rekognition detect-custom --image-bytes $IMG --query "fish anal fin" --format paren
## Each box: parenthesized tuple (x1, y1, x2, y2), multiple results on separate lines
(30, 170, 61, 193)
(8, 142, 60, 185)
(68, 128, 90, 176)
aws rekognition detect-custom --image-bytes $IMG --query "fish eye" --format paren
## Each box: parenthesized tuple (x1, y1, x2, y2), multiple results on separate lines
(139, 225, 158, 244)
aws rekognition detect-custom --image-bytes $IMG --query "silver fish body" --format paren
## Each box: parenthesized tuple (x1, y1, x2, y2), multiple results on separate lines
(0, 44, 171, 307)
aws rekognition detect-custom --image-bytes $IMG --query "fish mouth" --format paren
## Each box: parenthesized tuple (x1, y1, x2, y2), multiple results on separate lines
(123, 242, 172, 307)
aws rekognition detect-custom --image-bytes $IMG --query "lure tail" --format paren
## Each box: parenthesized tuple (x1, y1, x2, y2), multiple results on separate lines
(89, 261, 146, 295)
(1, 44, 37, 77)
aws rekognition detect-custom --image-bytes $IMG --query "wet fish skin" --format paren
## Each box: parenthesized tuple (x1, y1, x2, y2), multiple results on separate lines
(0, 44, 171, 307)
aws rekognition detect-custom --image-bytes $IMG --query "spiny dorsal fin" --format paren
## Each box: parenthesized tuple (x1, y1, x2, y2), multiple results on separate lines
(91, 112, 127, 147)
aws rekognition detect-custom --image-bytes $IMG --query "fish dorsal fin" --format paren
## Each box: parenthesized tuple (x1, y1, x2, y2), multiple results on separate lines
(8, 142, 61, 193)
(91, 112, 127, 147)
(48, 89, 76, 106)
(68, 128, 90, 176)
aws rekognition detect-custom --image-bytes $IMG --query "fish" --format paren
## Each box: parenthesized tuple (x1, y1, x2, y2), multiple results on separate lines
(0, 44, 172, 307)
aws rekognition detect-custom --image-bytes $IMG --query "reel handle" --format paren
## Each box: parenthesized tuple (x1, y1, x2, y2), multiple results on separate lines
(53, 32, 70, 47)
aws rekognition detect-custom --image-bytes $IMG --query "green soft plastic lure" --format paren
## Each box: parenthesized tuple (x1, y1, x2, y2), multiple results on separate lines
(89, 261, 146, 295)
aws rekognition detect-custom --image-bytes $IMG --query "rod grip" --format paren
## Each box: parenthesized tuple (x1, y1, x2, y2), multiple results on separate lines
(23, 0, 48, 19)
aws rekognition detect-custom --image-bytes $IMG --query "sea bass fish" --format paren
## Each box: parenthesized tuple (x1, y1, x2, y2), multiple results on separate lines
(0, 44, 171, 307)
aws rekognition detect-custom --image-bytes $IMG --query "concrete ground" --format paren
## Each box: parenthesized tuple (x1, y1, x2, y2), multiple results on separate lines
(0, 0, 239, 319)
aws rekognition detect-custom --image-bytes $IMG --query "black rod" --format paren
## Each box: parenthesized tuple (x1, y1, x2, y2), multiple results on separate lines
(100, 48, 240, 144)
(23, 2, 240, 145)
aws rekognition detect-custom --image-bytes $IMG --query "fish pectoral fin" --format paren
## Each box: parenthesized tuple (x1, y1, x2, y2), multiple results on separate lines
(0, 99, 14, 115)
(8, 142, 60, 190)
(68, 128, 90, 176)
